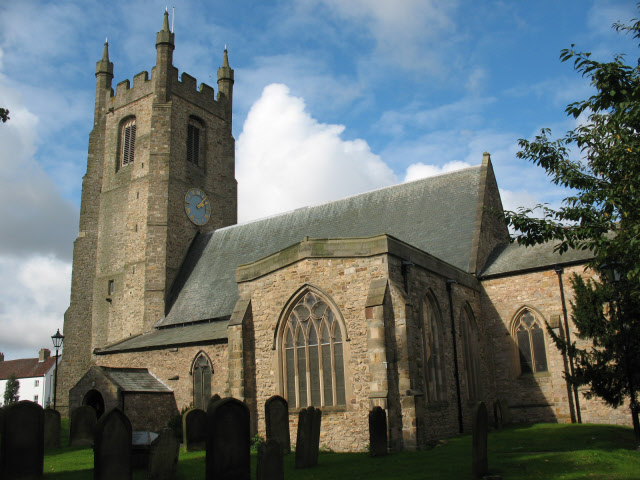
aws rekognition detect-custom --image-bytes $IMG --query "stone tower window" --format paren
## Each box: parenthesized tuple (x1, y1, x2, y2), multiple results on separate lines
(460, 304, 482, 400)
(187, 117, 203, 166)
(514, 309, 548, 374)
(191, 352, 212, 410)
(281, 291, 346, 409)
(120, 117, 136, 167)
(422, 292, 447, 402)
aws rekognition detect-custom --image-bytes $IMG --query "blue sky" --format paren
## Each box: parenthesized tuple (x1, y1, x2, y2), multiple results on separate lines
(0, 0, 636, 360)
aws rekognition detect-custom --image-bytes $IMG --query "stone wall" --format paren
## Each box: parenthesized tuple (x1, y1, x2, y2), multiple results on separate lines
(482, 264, 631, 427)
(123, 392, 178, 431)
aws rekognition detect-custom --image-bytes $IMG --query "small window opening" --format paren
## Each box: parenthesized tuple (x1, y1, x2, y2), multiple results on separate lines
(108, 280, 114, 296)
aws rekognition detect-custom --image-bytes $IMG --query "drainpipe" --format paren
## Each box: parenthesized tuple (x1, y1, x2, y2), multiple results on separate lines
(446, 279, 464, 433)
(555, 266, 581, 423)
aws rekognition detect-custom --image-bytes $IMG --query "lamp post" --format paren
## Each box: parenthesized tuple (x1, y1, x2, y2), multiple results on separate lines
(51, 329, 64, 411)
(601, 263, 640, 449)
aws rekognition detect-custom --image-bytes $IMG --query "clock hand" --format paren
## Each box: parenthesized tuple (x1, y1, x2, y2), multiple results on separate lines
(196, 198, 207, 209)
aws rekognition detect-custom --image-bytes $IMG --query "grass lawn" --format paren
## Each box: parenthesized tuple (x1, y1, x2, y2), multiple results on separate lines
(44, 421, 640, 479)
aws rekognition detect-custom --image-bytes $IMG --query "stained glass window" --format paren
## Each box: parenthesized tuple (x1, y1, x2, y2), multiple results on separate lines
(422, 294, 447, 402)
(515, 310, 548, 374)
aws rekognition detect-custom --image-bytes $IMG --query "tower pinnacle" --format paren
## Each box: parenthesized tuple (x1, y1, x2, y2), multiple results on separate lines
(96, 39, 113, 78)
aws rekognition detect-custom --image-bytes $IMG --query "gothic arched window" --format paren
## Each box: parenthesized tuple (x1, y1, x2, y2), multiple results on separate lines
(120, 117, 136, 167)
(192, 353, 212, 410)
(187, 117, 203, 166)
(514, 309, 548, 374)
(460, 305, 482, 400)
(281, 291, 346, 408)
(422, 292, 447, 402)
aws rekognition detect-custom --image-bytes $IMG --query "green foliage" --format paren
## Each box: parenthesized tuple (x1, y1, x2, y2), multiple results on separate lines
(3, 373, 20, 405)
(505, 4, 640, 425)
(250, 433, 265, 453)
(0, 108, 8, 123)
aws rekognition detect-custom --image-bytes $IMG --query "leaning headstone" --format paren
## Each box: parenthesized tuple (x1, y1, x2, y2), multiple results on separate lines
(148, 428, 180, 480)
(69, 405, 97, 446)
(206, 397, 250, 480)
(265, 395, 290, 454)
(368, 406, 387, 457)
(0, 400, 44, 479)
(44, 408, 61, 449)
(472, 401, 489, 479)
(257, 438, 284, 480)
(295, 406, 322, 469)
(498, 398, 511, 426)
(93, 408, 132, 480)
(182, 408, 207, 452)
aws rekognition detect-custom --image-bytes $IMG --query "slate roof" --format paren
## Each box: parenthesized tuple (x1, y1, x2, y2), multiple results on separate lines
(480, 241, 594, 278)
(0, 356, 56, 380)
(159, 165, 484, 327)
(96, 321, 228, 353)
(100, 367, 172, 392)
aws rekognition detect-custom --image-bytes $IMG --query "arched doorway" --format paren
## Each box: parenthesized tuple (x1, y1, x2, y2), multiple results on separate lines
(82, 389, 105, 418)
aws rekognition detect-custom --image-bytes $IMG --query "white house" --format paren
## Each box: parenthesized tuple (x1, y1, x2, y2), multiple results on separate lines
(0, 349, 59, 408)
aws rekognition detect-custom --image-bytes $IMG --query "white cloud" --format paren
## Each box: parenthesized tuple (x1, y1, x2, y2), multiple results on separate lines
(236, 84, 396, 221)
(0, 255, 70, 360)
(403, 161, 471, 183)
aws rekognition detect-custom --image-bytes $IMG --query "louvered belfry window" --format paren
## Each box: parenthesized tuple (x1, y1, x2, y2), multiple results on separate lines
(282, 291, 346, 408)
(187, 121, 200, 165)
(516, 310, 548, 373)
(121, 118, 136, 167)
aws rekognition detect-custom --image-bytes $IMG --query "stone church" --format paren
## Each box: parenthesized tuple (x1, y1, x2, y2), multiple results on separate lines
(59, 13, 630, 451)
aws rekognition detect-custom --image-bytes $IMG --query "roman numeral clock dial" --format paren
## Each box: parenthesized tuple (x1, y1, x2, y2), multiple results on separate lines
(184, 188, 211, 226)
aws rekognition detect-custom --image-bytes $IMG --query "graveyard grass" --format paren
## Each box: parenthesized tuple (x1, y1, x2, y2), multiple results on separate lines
(44, 420, 640, 479)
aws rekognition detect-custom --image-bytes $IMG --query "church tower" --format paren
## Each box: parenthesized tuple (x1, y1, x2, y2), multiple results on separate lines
(61, 12, 237, 404)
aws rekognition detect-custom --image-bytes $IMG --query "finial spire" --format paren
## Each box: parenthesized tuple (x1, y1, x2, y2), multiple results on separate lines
(96, 37, 114, 78)
(162, 8, 171, 32)
(222, 46, 229, 68)
(101, 39, 110, 63)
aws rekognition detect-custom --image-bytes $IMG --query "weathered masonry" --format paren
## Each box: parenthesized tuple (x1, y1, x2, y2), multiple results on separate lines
(60, 12, 632, 452)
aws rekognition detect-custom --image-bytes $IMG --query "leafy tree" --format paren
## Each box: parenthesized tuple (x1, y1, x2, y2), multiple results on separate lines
(3, 373, 20, 405)
(0, 108, 9, 123)
(504, 6, 640, 444)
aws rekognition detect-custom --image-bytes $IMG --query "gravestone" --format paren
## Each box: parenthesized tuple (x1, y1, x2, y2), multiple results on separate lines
(93, 408, 132, 480)
(472, 401, 489, 479)
(0, 400, 44, 479)
(493, 400, 502, 430)
(265, 395, 290, 454)
(295, 406, 322, 469)
(182, 408, 207, 451)
(368, 406, 388, 457)
(498, 398, 511, 426)
(69, 405, 97, 446)
(210, 394, 221, 405)
(148, 428, 180, 480)
(44, 408, 61, 449)
(206, 397, 250, 480)
(257, 438, 284, 480)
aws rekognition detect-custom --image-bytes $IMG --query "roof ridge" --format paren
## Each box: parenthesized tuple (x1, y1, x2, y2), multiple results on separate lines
(215, 163, 482, 234)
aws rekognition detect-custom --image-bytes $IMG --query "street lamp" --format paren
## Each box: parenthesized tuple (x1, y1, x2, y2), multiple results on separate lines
(51, 329, 64, 411)
(600, 262, 640, 449)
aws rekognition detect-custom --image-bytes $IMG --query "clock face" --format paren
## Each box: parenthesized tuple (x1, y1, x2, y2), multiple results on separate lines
(184, 188, 211, 226)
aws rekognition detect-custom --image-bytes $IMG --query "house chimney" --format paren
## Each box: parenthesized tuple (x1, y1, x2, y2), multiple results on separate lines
(39, 348, 51, 362)
(0, 352, 4, 362)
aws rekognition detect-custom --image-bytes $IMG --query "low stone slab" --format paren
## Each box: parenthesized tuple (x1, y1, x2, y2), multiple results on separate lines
(44, 408, 61, 449)
(131, 431, 159, 469)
